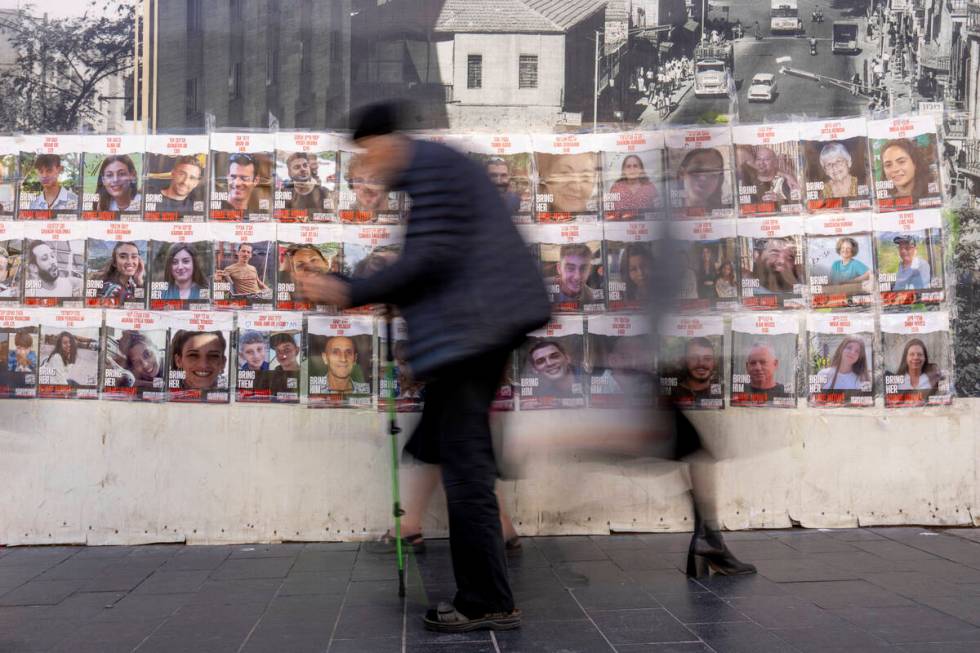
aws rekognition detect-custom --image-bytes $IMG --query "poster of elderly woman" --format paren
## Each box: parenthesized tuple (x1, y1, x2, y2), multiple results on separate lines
(806, 211, 875, 308)
(800, 117, 872, 213)
(868, 115, 943, 212)
(533, 133, 601, 223)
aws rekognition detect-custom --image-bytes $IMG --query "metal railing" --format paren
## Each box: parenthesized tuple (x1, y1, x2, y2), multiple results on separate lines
(949, 0, 969, 16)
(961, 140, 980, 175)
(968, 1, 980, 32)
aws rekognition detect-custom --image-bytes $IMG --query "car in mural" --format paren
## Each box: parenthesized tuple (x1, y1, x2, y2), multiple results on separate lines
(747, 73, 777, 102)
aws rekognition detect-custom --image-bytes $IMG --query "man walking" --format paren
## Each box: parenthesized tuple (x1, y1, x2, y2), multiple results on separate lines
(302, 102, 550, 632)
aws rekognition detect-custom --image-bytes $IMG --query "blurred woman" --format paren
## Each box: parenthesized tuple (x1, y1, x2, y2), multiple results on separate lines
(622, 242, 652, 303)
(677, 148, 725, 211)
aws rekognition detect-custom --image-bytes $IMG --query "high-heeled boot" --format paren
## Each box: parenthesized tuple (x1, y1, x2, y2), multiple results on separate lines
(686, 510, 757, 578)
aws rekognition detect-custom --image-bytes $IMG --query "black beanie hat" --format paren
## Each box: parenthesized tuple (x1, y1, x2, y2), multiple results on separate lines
(351, 102, 401, 141)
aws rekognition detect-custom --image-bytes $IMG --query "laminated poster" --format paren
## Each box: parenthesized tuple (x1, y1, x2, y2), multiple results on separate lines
(730, 312, 798, 408)
(307, 314, 374, 408)
(143, 134, 209, 222)
(659, 313, 725, 410)
(209, 132, 275, 222)
(518, 315, 586, 410)
(37, 307, 102, 399)
(235, 311, 302, 404)
(80, 134, 145, 221)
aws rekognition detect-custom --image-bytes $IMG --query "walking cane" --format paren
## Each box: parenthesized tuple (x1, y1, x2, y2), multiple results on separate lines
(383, 309, 406, 597)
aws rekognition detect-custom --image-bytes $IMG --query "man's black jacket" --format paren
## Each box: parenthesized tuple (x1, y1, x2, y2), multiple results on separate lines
(348, 139, 550, 379)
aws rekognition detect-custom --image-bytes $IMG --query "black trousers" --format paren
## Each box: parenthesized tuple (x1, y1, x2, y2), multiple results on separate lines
(405, 347, 514, 617)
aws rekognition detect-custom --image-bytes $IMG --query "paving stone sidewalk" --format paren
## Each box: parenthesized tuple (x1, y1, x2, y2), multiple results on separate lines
(1, 527, 979, 652)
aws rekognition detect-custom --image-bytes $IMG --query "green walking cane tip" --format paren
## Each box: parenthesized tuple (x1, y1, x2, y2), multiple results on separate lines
(384, 311, 406, 598)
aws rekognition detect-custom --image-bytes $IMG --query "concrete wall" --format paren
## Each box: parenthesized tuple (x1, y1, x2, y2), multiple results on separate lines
(451, 33, 565, 108)
(2, 398, 976, 546)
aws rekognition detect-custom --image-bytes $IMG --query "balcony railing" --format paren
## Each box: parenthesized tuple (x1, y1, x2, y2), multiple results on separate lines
(959, 140, 980, 177)
(944, 112, 970, 139)
(968, 2, 980, 33)
(949, 0, 969, 16)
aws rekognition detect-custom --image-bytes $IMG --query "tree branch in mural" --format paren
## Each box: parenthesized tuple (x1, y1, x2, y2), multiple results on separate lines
(0, 1, 135, 132)
(952, 208, 980, 398)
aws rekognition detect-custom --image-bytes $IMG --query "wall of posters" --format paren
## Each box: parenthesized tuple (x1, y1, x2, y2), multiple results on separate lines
(0, 121, 959, 416)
